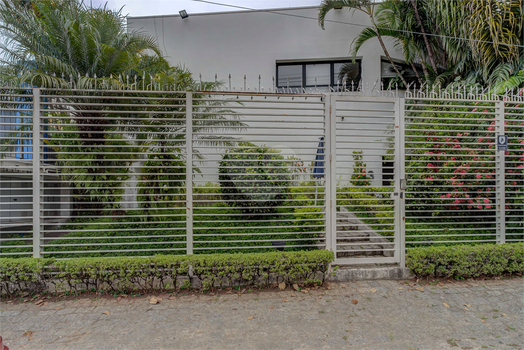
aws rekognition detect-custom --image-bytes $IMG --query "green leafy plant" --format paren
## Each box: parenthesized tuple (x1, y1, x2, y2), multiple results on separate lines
(219, 142, 291, 216)
(350, 150, 371, 187)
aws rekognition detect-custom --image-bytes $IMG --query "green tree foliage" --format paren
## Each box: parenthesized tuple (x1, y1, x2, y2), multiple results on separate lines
(0, 1, 243, 214)
(318, 0, 524, 89)
(0, 0, 167, 88)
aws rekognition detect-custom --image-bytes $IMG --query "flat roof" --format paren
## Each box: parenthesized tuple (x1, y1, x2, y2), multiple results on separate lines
(128, 5, 319, 20)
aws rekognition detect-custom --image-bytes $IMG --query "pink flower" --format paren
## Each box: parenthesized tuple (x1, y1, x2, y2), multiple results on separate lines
(483, 110, 488, 113)
(457, 133, 463, 137)
(476, 174, 482, 179)
(483, 198, 489, 204)
(477, 205, 482, 209)
(472, 108, 478, 112)
(446, 193, 452, 198)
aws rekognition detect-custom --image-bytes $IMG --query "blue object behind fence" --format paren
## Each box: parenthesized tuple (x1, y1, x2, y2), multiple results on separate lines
(312, 137, 324, 178)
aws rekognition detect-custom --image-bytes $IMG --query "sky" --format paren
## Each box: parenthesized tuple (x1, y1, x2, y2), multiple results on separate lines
(91, 0, 321, 17)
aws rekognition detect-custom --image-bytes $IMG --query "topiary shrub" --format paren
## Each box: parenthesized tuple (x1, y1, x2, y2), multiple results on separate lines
(219, 142, 291, 216)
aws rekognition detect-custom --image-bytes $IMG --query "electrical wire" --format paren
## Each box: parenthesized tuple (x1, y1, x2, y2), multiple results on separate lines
(191, 0, 524, 49)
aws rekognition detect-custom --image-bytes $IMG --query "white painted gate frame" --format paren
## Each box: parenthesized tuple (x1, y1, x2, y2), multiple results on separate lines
(326, 94, 405, 267)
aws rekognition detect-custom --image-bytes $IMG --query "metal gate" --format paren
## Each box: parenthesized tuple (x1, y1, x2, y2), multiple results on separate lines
(329, 96, 403, 265)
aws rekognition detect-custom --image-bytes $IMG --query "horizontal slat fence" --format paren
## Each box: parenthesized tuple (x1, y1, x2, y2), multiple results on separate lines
(403, 95, 523, 248)
(0, 86, 522, 262)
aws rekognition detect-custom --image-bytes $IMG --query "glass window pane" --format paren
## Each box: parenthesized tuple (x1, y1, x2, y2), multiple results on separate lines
(381, 60, 398, 78)
(306, 64, 330, 86)
(334, 62, 360, 83)
(278, 65, 302, 87)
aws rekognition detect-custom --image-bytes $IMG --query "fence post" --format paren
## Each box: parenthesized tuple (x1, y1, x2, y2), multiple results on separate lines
(395, 97, 406, 267)
(32, 88, 42, 258)
(324, 94, 336, 255)
(186, 92, 194, 254)
(496, 101, 506, 244)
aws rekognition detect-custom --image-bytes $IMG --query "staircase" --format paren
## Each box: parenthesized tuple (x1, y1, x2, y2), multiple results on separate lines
(335, 207, 394, 259)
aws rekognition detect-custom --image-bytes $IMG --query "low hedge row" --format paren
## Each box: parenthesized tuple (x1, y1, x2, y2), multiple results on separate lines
(406, 243, 524, 278)
(0, 250, 334, 297)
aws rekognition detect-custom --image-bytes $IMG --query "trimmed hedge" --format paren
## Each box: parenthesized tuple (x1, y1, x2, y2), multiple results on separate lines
(406, 243, 524, 278)
(0, 250, 334, 297)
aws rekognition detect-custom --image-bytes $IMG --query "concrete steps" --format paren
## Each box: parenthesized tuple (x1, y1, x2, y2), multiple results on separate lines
(336, 207, 394, 259)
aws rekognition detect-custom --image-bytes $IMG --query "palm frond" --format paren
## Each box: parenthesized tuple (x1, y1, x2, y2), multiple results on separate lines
(318, 0, 374, 29)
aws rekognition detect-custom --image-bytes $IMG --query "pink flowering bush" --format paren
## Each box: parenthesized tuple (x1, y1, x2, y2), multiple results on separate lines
(404, 100, 523, 245)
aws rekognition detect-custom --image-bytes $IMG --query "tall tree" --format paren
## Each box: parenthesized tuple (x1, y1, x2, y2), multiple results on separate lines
(321, 0, 524, 89)
(0, 0, 167, 88)
(0, 0, 242, 213)
(319, 0, 409, 87)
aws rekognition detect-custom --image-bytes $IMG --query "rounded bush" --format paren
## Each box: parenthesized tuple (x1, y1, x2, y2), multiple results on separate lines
(219, 142, 291, 215)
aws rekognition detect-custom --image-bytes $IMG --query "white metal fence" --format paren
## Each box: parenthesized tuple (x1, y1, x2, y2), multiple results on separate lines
(1, 87, 522, 265)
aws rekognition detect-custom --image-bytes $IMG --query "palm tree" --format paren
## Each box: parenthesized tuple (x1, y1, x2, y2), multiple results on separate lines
(347, 0, 428, 86)
(318, 0, 409, 87)
(0, 0, 244, 212)
(0, 0, 166, 88)
(425, 0, 523, 87)
(329, 0, 524, 89)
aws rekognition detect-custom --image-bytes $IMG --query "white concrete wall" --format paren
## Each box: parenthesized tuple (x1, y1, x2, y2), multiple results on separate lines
(128, 6, 404, 90)
(128, 8, 403, 189)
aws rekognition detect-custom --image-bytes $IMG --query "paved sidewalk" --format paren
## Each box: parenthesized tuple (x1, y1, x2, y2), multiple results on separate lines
(1, 278, 523, 350)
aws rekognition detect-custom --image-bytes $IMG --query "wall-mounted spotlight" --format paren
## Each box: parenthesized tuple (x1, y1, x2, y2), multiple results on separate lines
(179, 10, 188, 19)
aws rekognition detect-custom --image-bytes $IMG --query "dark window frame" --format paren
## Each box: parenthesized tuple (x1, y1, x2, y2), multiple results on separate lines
(380, 58, 423, 90)
(276, 59, 362, 89)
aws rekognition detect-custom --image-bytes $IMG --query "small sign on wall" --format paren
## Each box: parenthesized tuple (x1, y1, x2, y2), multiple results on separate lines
(497, 135, 508, 151)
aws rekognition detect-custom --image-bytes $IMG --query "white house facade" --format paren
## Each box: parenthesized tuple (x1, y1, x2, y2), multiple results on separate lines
(127, 6, 405, 92)
(127, 7, 407, 189)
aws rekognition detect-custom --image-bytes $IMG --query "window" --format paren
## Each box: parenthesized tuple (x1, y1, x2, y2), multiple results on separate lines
(381, 59, 423, 90)
(277, 60, 361, 90)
